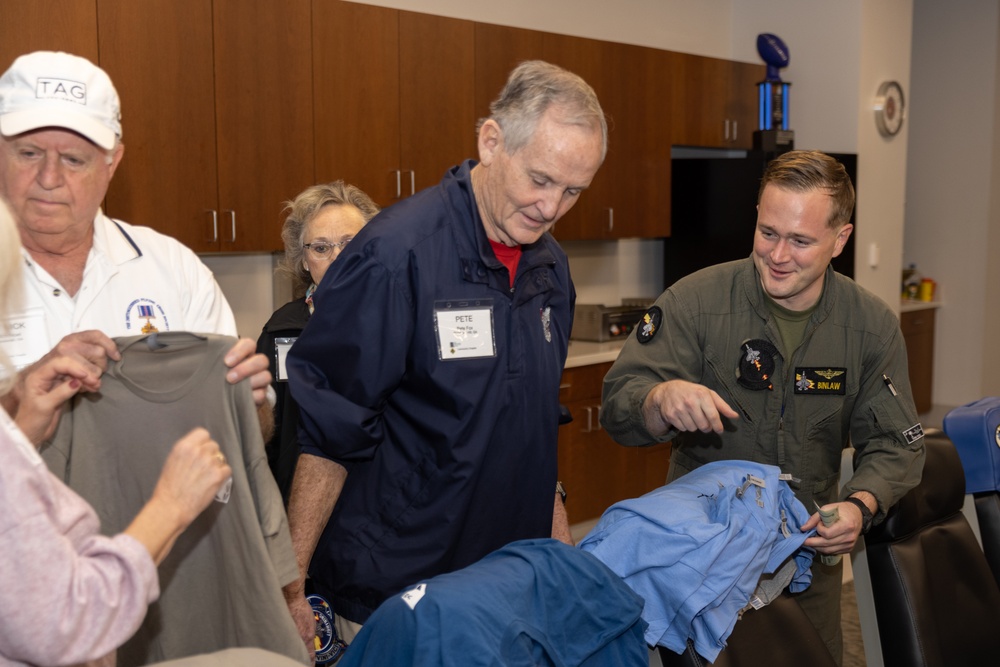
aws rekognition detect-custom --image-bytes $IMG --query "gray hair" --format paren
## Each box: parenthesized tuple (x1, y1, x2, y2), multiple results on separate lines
(478, 60, 608, 160)
(0, 196, 23, 395)
(277, 181, 380, 295)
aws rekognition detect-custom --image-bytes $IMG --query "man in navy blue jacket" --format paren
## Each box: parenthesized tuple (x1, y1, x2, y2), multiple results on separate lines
(283, 60, 607, 654)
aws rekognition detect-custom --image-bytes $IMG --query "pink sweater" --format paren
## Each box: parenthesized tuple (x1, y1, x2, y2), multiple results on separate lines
(0, 409, 158, 666)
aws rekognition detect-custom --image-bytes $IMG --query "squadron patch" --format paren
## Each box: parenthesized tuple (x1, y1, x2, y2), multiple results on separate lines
(794, 368, 847, 395)
(736, 339, 778, 390)
(308, 593, 347, 664)
(636, 306, 663, 344)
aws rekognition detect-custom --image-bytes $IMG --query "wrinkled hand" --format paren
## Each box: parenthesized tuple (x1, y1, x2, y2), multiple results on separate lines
(223, 338, 272, 407)
(13, 354, 102, 445)
(3, 331, 119, 415)
(286, 590, 318, 663)
(642, 379, 739, 436)
(152, 428, 232, 527)
(803, 500, 866, 555)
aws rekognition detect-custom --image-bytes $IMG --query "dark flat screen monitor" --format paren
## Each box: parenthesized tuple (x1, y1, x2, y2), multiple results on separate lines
(666, 151, 857, 286)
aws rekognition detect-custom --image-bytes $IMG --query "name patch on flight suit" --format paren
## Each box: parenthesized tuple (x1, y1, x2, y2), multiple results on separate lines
(794, 368, 847, 395)
(434, 300, 496, 360)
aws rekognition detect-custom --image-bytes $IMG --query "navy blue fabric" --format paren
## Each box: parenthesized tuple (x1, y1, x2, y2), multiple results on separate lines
(287, 161, 575, 623)
(338, 539, 648, 667)
(578, 461, 816, 662)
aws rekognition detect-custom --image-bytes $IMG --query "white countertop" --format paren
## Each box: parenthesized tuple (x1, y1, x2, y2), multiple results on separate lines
(565, 339, 626, 368)
(900, 299, 942, 312)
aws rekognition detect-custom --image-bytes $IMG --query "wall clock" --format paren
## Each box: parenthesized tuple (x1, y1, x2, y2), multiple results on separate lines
(874, 80, 905, 137)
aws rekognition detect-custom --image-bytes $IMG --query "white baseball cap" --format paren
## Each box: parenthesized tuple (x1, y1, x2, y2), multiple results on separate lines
(0, 51, 122, 150)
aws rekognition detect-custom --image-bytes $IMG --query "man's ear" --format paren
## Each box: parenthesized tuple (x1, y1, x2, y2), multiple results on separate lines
(831, 223, 854, 258)
(477, 119, 503, 166)
(107, 142, 125, 179)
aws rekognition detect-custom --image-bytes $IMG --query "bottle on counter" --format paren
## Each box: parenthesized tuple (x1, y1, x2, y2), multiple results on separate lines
(902, 263, 921, 300)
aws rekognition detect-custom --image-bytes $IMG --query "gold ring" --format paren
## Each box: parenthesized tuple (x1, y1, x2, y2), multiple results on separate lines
(216, 452, 227, 465)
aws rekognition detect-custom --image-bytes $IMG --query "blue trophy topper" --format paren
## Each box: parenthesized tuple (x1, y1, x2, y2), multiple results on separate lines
(756, 33, 790, 82)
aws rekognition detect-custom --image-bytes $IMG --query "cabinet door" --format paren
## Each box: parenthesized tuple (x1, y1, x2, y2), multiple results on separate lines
(213, 0, 314, 252)
(557, 363, 671, 524)
(0, 0, 98, 68)
(672, 54, 762, 150)
(602, 42, 673, 239)
(543, 32, 614, 241)
(728, 60, 764, 150)
(314, 0, 401, 207)
(901, 309, 935, 414)
(398, 11, 477, 197)
(99, 0, 220, 252)
(474, 23, 546, 121)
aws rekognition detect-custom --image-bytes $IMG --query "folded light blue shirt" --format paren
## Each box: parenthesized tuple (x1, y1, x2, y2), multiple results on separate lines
(578, 460, 816, 661)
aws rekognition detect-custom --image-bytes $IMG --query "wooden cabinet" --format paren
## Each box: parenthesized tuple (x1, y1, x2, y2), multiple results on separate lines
(0, 0, 98, 68)
(900, 307, 936, 414)
(97, 0, 314, 253)
(558, 362, 671, 524)
(2, 3, 761, 247)
(314, 1, 477, 209)
(671, 53, 763, 149)
(474, 27, 672, 240)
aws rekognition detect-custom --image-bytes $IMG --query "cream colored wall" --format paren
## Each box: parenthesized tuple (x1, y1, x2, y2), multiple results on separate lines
(906, 0, 999, 405)
(343, 0, 736, 57)
(200, 254, 276, 340)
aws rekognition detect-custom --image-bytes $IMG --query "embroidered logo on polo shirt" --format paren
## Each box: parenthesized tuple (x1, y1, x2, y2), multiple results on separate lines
(794, 368, 847, 395)
(124, 298, 169, 333)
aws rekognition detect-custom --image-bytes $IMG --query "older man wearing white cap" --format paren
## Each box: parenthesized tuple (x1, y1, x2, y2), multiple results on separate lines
(0, 51, 272, 431)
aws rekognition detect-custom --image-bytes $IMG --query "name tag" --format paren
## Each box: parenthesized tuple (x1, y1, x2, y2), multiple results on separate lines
(794, 367, 847, 395)
(434, 300, 496, 360)
(0, 308, 51, 369)
(274, 337, 297, 381)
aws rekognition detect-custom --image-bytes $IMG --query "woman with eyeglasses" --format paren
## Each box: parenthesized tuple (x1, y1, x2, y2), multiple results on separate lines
(255, 182, 379, 504)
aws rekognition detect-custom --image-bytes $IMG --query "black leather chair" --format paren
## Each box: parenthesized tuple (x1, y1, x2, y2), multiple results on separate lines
(971, 491, 1000, 586)
(657, 591, 836, 667)
(862, 429, 1000, 667)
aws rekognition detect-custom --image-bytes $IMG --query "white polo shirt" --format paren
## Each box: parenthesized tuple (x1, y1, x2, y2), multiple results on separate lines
(2, 212, 237, 369)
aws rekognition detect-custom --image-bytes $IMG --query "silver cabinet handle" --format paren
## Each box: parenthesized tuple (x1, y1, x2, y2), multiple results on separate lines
(223, 209, 236, 243)
(406, 169, 415, 196)
(207, 209, 218, 243)
(607, 207, 614, 232)
(582, 405, 603, 433)
(394, 170, 402, 199)
(732, 120, 737, 142)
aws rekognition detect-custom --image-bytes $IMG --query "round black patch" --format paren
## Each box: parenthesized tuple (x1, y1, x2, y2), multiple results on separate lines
(636, 306, 663, 344)
(736, 338, 778, 390)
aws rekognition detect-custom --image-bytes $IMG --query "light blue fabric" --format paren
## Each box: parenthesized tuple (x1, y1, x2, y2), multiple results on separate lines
(577, 460, 816, 662)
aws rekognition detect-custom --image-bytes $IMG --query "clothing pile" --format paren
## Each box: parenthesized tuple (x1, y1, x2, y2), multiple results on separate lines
(578, 460, 816, 662)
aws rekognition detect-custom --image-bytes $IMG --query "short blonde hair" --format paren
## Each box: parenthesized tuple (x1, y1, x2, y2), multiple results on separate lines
(0, 196, 24, 395)
(758, 150, 855, 228)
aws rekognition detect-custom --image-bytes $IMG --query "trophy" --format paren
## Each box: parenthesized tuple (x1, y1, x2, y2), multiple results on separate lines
(754, 33, 795, 153)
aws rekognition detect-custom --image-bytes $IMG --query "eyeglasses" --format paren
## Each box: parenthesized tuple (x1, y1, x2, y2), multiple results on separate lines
(304, 238, 353, 257)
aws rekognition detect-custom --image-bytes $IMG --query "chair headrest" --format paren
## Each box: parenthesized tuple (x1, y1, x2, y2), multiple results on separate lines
(864, 429, 963, 544)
